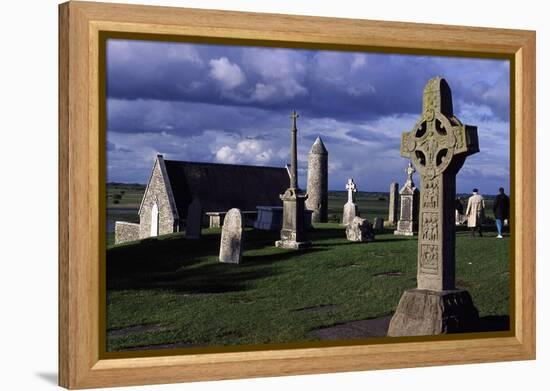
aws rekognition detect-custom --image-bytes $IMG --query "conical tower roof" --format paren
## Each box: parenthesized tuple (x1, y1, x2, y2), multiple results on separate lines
(309, 136, 328, 154)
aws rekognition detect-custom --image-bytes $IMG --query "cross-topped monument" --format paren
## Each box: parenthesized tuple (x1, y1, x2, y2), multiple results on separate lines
(394, 162, 419, 236)
(342, 178, 359, 225)
(346, 178, 357, 203)
(275, 110, 311, 249)
(289, 110, 299, 189)
(388, 77, 480, 336)
(405, 162, 415, 186)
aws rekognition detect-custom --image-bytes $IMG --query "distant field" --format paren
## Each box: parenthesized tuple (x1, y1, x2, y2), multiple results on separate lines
(106, 184, 499, 247)
(107, 183, 145, 208)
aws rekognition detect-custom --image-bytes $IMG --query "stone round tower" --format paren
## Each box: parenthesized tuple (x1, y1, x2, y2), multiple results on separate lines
(306, 136, 328, 223)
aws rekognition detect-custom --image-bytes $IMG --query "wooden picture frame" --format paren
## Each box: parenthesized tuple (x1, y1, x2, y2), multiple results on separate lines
(59, 1, 536, 388)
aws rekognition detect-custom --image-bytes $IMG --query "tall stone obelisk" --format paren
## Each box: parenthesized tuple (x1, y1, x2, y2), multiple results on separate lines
(275, 110, 311, 249)
(306, 137, 328, 223)
(388, 77, 480, 336)
(388, 182, 399, 225)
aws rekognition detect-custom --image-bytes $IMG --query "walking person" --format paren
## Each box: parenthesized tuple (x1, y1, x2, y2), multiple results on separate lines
(493, 187, 510, 239)
(466, 188, 485, 237)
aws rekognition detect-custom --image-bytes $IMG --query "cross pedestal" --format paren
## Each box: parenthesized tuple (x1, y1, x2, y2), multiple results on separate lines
(276, 188, 311, 249)
(275, 111, 311, 250)
(388, 77, 481, 336)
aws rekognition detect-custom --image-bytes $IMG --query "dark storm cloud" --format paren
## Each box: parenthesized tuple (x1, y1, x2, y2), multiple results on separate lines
(107, 98, 286, 136)
(107, 40, 508, 122)
(106, 39, 510, 193)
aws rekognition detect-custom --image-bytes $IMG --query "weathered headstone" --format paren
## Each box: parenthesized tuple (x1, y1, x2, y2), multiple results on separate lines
(373, 217, 384, 233)
(388, 182, 399, 225)
(275, 111, 311, 249)
(219, 208, 244, 264)
(345, 217, 375, 242)
(342, 178, 359, 226)
(455, 210, 467, 225)
(393, 163, 419, 236)
(306, 137, 329, 223)
(185, 198, 203, 240)
(114, 221, 140, 244)
(388, 77, 480, 337)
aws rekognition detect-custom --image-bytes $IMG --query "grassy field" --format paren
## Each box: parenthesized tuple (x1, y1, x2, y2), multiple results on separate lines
(106, 221, 510, 352)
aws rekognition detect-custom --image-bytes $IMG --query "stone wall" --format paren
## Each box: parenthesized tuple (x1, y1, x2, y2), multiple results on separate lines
(115, 222, 140, 244)
(139, 157, 179, 239)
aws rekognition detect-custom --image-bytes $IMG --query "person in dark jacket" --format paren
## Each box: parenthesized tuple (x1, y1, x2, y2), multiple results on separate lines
(455, 197, 464, 215)
(493, 187, 510, 238)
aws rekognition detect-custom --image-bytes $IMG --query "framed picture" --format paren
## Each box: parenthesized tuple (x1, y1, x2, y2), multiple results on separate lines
(59, 1, 535, 389)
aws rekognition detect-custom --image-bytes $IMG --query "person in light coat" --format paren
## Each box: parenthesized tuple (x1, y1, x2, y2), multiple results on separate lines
(466, 188, 485, 237)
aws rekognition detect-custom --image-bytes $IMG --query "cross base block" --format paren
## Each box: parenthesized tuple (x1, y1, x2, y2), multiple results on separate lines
(387, 289, 479, 337)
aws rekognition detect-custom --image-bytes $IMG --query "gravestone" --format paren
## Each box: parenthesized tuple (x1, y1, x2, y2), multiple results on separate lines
(186, 198, 203, 240)
(388, 182, 399, 225)
(275, 111, 311, 249)
(342, 178, 359, 226)
(393, 163, 419, 236)
(455, 210, 467, 225)
(373, 217, 384, 233)
(345, 217, 375, 242)
(219, 208, 244, 264)
(388, 77, 480, 337)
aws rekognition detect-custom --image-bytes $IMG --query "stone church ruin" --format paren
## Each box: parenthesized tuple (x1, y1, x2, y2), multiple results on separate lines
(114, 155, 289, 244)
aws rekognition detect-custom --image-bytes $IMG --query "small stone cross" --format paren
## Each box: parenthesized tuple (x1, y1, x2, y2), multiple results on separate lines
(405, 162, 416, 187)
(290, 110, 299, 131)
(345, 178, 357, 204)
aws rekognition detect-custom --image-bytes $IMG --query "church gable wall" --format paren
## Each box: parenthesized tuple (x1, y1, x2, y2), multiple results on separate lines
(139, 160, 177, 239)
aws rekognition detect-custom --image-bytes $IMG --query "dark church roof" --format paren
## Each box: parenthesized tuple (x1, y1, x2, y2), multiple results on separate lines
(163, 160, 289, 218)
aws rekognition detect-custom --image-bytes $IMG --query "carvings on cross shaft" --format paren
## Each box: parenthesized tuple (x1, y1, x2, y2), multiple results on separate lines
(422, 178, 439, 209)
(420, 244, 438, 275)
(421, 212, 438, 241)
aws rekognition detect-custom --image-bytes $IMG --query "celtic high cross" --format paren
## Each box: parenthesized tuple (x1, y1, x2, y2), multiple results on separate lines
(400, 77, 479, 291)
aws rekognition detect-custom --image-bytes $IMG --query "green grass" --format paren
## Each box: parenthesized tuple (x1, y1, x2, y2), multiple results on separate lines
(106, 223, 509, 352)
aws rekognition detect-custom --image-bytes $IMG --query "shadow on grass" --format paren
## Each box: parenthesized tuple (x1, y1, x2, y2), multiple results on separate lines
(107, 232, 327, 295)
(107, 232, 277, 294)
(477, 315, 510, 332)
(242, 247, 326, 265)
(109, 258, 277, 294)
(108, 236, 209, 277)
(371, 237, 415, 243)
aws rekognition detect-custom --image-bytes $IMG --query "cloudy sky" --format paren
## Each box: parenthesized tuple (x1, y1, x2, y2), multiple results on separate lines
(106, 39, 510, 193)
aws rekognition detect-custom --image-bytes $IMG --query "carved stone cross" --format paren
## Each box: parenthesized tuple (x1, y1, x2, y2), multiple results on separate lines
(275, 110, 311, 250)
(289, 110, 299, 190)
(400, 77, 479, 291)
(388, 77, 480, 337)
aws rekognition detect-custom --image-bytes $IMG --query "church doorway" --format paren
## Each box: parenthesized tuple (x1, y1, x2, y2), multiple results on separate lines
(150, 201, 159, 236)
